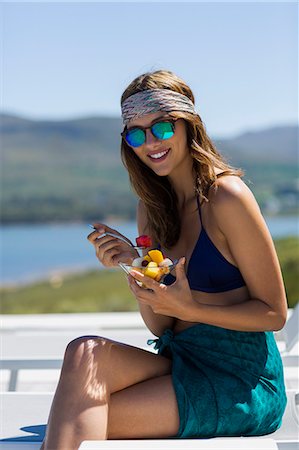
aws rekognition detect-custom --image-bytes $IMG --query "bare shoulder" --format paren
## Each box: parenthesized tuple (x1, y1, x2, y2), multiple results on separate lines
(208, 175, 260, 220)
(206, 175, 268, 240)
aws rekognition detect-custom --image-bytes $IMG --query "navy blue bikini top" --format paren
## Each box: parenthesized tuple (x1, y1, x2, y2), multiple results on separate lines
(160, 197, 246, 293)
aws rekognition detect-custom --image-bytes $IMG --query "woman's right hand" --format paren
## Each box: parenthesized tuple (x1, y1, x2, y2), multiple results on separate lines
(87, 223, 139, 267)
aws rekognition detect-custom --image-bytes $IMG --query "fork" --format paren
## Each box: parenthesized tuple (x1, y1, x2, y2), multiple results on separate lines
(88, 225, 147, 249)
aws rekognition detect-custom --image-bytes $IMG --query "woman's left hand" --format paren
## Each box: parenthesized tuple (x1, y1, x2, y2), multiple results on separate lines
(127, 257, 195, 320)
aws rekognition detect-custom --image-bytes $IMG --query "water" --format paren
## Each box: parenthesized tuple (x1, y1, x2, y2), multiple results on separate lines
(1, 216, 298, 286)
(0, 221, 138, 286)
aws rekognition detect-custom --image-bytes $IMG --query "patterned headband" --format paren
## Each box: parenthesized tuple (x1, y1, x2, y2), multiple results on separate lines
(121, 89, 197, 125)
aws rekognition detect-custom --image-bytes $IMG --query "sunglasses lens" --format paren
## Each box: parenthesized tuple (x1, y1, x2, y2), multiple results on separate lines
(152, 121, 174, 140)
(124, 121, 175, 147)
(125, 128, 145, 147)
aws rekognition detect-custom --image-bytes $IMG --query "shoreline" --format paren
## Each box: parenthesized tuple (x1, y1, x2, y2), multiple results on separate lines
(0, 216, 135, 227)
(0, 212, 298, 227)
(0, 265, 106, 290)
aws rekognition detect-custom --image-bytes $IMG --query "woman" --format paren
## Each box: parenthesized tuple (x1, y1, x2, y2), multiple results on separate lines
(41, 70, 287, 449)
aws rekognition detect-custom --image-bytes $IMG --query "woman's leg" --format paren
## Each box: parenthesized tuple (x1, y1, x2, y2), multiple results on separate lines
(41, 335, 175, 450)
(108, 374, 180, 439)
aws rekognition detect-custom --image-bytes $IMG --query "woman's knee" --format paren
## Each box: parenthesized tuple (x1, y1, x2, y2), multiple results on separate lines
(62, 335, 110, 373)
(56, 336, 111, 402)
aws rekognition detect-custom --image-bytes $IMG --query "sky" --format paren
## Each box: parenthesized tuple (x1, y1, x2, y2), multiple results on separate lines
(1, 1, 298, 138)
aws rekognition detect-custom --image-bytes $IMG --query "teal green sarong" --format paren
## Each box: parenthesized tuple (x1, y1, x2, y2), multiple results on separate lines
(147, 323, 286, 438)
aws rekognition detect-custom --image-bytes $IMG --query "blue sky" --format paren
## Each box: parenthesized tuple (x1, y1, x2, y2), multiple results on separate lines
(1, 1, 298, 137)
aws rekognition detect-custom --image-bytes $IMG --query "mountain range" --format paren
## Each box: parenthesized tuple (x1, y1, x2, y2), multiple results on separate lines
(1, 113, 298, 223)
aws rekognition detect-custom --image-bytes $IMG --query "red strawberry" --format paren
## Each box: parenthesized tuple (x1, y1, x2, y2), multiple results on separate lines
(136, 235, 152, 248)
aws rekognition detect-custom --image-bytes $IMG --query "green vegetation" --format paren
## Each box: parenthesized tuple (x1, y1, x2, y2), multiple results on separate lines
(0, 269, 137, 314)
(274, 237, 299, 308)
(1, 237, 298, 314)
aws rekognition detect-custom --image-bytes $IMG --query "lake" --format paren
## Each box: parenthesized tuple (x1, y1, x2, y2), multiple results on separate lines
(1, 216, 298, 286)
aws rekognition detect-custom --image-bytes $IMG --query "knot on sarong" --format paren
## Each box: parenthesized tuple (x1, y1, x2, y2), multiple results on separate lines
(147, 328, 174, 353)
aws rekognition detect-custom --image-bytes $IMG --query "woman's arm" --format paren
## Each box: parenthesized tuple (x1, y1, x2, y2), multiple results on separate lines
(134, 200, 175, 336)
(184, 176, 288, 331)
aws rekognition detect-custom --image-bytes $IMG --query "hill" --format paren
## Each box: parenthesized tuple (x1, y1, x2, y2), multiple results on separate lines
(216, 125, 297, 164)
(1, 113, 298, 223)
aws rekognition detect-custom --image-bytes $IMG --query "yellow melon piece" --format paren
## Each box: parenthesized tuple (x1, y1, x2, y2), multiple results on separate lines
(147, 261, 158, 267)
(148, 250, 164, 265)
(143, 255, 152, 263)
(144, 261, 159, 279)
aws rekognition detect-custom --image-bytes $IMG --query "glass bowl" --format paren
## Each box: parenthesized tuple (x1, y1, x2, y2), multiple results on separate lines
(119, 260, 178, 288)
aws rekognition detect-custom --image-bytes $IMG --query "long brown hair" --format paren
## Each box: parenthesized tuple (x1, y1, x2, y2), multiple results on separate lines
(121, 70, 243, 249)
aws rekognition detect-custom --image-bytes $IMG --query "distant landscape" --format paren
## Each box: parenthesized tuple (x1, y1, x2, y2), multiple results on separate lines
(1, 114, 298, 312)
(1, 113, 298, 223)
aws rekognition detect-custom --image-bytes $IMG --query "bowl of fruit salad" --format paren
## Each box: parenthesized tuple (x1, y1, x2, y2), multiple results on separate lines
(119, 247, 177, 288)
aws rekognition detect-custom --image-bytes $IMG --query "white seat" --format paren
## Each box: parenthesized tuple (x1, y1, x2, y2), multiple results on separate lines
(0, 312, 147, 333)
(275, 305, 299, 390)
(79, 438, 279, 449)
(0, 392, 278, 450)
(266, 390, 299, 442)
(0, 392, 52, 449)
(275, 304, 299, 355)
(1, 391, 298, 449)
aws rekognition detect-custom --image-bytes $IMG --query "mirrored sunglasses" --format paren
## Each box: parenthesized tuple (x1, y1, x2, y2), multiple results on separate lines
(121, 120, 176, 148)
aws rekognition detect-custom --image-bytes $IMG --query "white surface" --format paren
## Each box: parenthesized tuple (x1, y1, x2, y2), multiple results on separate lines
(0, 392, 52, 441)
(0, 310, 298, 450)
(0, 390, 298, 448)
(0, 393, 280, 449)
(0, 312, 146, 332)
(79, 438, 279, 449)
(280, 305, 299, 353)
(0, 444, 41, 449)
(266, 391, 299, 441)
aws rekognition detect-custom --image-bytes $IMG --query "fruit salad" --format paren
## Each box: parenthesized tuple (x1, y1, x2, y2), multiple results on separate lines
(131, 249, 174, 282)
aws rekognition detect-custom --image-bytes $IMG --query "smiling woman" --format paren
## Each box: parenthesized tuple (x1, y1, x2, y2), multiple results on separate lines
(120, 73, 244, 249)
(41, 70, 288, 449)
